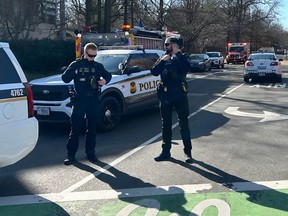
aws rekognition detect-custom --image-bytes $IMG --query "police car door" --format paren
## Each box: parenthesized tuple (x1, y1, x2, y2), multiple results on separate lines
(123, 53, 160, 104)
(0, 44, 38, 167)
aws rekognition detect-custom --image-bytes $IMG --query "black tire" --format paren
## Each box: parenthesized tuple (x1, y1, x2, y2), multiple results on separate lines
(244, 77, 249, 83)
(221, 63, 224, 68)
(97, 96, 122, 132)
(277, 76, 282, 83)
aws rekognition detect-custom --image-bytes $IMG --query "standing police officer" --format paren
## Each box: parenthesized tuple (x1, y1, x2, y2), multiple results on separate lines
(151, 37, 193, 163)
(62, 42, 112, 165)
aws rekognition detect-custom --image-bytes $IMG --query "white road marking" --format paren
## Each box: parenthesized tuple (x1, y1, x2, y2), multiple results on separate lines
(225, 107, 288, 122)
(0, 180, 288, 207)
(60, 83, 245, 194)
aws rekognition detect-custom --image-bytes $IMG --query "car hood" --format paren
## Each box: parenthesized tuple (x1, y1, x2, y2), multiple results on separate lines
(209, 57, 220, 60)
(29, 74, 72, 85)
(29, 73, 120, 86)
(190, 60, 203, 63)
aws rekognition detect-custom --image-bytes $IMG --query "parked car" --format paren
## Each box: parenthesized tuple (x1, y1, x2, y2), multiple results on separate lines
(206, 52, 224, 68)
(189, 54, 212, 72)
(0, 42, 39, 168)
(244, 52, 283, 83)
(30, 47, 165, 132)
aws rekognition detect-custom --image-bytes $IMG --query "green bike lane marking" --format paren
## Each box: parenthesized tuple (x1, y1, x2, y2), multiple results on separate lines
(1, 181, 287, 216)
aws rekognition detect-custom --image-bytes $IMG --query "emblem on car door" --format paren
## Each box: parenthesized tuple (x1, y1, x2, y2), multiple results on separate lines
(42, 90, 50, 94)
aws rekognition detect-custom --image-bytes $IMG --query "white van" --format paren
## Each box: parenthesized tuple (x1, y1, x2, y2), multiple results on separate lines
(0, 42, 39, 168)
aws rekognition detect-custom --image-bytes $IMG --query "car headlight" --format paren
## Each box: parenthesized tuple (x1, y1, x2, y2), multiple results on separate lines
(198, 62, 204, 65)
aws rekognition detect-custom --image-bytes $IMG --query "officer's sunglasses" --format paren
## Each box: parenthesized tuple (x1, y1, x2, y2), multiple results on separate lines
(87, 53, 97, 58)
(164, 43, 171, 47)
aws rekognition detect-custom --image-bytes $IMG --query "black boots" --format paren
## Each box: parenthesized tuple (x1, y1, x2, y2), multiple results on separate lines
(154, 152, 171, 161)
(184, 148, 193, 163)
(87, 154, 98, 162)
(184, 153, 193, 164)
(64, 157, 76, 165)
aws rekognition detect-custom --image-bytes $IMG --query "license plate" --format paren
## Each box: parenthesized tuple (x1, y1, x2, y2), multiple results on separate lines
(37, 107, 50, 116)
(258, 72, 266, 76)
(257, 66, 266, 70)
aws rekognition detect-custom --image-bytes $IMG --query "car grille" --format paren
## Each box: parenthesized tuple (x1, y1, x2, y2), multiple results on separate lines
(230, 54, 240, 58)
(31, 85, 71, 101)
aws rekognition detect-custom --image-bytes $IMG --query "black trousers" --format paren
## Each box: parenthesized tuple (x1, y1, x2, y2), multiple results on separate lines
(66, 96, 98, 158)
(160, 93, 192, 154)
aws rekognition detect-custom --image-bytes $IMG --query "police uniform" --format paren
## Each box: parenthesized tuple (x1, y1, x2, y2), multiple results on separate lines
(151, 38, 192, 163)
(62, 56, 112, 164)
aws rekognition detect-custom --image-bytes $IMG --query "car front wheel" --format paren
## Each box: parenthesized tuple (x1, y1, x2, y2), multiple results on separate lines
(97, 96, 122, 132)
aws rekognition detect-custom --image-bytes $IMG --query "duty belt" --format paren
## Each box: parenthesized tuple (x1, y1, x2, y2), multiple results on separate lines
(160, 82, 187, 92)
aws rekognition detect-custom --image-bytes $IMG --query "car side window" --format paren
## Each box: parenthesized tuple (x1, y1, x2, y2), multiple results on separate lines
(126, 54, 146, 73)
(143, 53, 160, 70)
(0, 48, 21, 84)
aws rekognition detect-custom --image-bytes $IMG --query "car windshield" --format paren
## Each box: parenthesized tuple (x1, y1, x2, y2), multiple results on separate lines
(94, 54, 128, 75)
(190, 55, 204, 60)
(249, 54, 276, 61)
(229, 46, 244, 52)
(207, 53, 219, 57)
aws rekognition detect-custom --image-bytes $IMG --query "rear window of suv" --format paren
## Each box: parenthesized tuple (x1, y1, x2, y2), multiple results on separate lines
(0, 48, 21, 84)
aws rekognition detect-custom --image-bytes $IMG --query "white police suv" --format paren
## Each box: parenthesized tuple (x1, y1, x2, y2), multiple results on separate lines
(29, 47, 164, 131)
(0, 42, 39, 168)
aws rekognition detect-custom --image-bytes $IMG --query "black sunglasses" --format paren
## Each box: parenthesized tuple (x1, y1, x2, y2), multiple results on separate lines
(87, 53, 97, 58)
(165, 43, 171, 47)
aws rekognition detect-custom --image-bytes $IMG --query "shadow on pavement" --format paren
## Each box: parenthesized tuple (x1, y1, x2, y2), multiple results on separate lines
(73, 160, 197, 216)
(170, 158, 288, 213)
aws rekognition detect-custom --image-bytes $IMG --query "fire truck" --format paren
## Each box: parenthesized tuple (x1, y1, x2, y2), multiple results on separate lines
(75, 25, 181, 58)
(226, 42, 251, 64)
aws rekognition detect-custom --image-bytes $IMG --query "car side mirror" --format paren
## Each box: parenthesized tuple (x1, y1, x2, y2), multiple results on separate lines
(118, 63, 125, 70)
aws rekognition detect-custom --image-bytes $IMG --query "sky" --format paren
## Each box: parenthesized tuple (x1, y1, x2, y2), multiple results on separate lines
(278, 0, 288, 30)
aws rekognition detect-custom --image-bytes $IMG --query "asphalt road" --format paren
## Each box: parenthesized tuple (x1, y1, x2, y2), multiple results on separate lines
(1, 63, 288, 216)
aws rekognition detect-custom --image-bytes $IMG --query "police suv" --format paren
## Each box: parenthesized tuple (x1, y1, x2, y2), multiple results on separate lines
(29, 47, 165, 131)
(0, 42, 39, 168)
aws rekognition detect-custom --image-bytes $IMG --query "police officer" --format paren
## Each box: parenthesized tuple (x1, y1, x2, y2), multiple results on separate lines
(151, 37, 193, 163)
(62, 42, 112, 165)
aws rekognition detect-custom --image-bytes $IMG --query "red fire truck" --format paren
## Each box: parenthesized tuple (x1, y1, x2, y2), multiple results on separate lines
(226, 42, 250, 64)
(75, 25, 181, 58)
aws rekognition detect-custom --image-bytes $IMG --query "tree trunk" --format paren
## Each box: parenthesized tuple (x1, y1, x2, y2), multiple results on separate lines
(59, 0, 66, 40)
(104, 0, 111, 32)
(97, 0, 102, 32)
(86, 0, 93, 27)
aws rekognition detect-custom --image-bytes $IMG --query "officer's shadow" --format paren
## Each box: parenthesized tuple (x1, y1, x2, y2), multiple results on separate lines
(170, 158, 288, 213)
(73, 161, 197, 216)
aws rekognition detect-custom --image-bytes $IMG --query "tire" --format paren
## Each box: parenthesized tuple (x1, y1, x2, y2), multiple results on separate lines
(97, 96, 122, 132)
(221, 62, 224, 68)
(244, 77, 249, 83)
(277, 76, 282, 83)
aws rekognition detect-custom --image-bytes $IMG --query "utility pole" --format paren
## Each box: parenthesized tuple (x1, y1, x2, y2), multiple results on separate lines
(59, 0, 66, 40)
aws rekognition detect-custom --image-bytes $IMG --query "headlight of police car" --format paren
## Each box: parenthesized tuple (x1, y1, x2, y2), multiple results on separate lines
(198, 62, 204, 65)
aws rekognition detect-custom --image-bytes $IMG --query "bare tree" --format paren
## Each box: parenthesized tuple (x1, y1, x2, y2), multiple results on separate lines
(0, 0, 45, 40)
